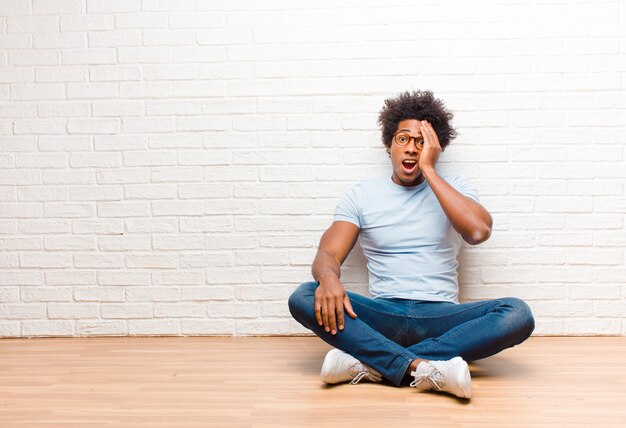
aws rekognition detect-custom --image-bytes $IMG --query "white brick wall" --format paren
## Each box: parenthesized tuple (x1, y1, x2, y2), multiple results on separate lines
(1, 0, 625, 337)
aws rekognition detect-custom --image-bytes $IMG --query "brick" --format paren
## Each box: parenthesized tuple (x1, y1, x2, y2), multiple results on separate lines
(22, 321, 74, 336)
(76, 321, 126, 336)
(74, 253, 123, 269)
(536, 197, 593, 213)
(178, 183, 232, 199)
(44, 236, 95, 250)
(0, 271, 44, 286)
(181, 253, 233, 269)
(181, 319, 234, 335)
(62, 48, 115, 65)
(150, 134, 202, 149)
(206, 301, 258, 319)
(118, 47, 171, 64)
(88, 31, 140, 47)
(39, 102, 90, 117)
(124, 184, 177, 200)
(127, 286, 178, 302)
(61, 14, 114, 31)
(101, 303, 152, 319)
(90, 65, 141, 81)
(115, 13, 168, 29)
(92, 100, 144, 117)
(169, 13, 227, 29)
(236, 319, 307, 335)
(152, 235, 203, 251)
(0, 0, 30, 15)
(97, 234, 150, 250)
(204, 266, 259, 285)
(567, 248, 623, 266)
(97, 271, 150, 286)
(0, 322, 20, 336)
(69, 186, 122, 201)
(146, 100, 199, 115)
(18, 187, 67, 202)
(205, 200, 256, 216)
(43, 202, 93, 217)
(0, 303, 46, 320)
(180, 217, 232, 233)
(36, 66, 86, 83)
(46, 270, 95, 285)
(153, 271, 202, 285)
(567, 214, 622, 230)
(72, 219, 123, 234)
(39, 136, 90, 151)
(48, 303, 99, 319)
(181, 286, 234, 301)
(70, 153, 121, 168)
(569, 285, 621, 300)
(152, 200, 203, 216)
(151, 167, 203, 183)
(2, 288, 23, 304)
(33, 32, 85, 48)
(87, 0, 140, 13)
(178, 150, 230, 166)
(154, 303, 205, 318)
(74, 287, 125, 302)
(563, 318, 621, 335)
(124, 218, 177, 233)
(67, 118, 119, 134)
(128, 320, 179, 335)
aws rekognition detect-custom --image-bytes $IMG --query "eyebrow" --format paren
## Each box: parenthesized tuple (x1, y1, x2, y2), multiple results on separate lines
(397, 129, 422, 135)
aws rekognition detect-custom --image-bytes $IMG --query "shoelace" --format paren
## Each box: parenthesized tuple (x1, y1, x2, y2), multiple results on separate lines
(410, 363, 445, 391)
(348, 363, 374, 384)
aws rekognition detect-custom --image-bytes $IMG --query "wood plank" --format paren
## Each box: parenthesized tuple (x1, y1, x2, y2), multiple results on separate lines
(1, 337, 625, 427)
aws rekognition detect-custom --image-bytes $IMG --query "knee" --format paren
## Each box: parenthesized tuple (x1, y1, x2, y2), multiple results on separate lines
(287, 281, 318, 319)
(499, 297, 535, 341)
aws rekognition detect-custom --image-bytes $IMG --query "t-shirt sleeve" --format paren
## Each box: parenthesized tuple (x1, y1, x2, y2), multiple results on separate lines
(333, 187, 361, 228)
(449, 175, 480, 203)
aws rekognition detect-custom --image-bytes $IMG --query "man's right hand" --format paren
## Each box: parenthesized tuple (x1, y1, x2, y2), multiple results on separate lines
(314, 275, 357, 335)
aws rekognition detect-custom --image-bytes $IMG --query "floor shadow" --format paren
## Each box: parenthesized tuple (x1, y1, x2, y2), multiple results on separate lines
(469, 354, 529, 378)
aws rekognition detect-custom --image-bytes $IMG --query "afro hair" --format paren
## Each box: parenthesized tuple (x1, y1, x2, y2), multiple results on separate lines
(378, 90, 457, 151)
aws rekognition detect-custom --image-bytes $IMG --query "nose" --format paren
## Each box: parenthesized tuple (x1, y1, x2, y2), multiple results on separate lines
(405, 140, 419, 153)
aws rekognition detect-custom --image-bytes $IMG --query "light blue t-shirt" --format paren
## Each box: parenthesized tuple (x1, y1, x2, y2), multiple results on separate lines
(334, 173, 479, 304)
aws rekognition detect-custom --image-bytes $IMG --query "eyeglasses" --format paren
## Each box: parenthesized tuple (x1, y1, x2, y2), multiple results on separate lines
(394, 132, 424, 148)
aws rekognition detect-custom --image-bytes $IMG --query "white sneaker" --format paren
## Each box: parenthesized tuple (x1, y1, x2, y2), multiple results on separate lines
(410, 357, 472, 399)
(320, 349, 383, 385)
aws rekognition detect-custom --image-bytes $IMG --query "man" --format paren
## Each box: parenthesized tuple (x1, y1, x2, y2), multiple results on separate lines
(288, 91, 535, 399)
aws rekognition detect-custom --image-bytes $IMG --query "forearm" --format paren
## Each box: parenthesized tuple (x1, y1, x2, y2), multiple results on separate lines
(312, 250, 341, 283)
(422, 167, 493, 245)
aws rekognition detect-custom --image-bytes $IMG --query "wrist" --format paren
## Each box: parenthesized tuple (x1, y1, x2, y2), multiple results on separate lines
(317, 272, 339, 283)
(421, 166, 437, 179)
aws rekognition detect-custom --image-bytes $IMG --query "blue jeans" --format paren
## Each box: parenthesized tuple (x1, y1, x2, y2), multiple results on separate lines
(288, 281, 535, 386)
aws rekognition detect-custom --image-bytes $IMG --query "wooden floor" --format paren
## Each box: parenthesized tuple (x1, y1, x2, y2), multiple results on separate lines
(1, 337, 625, 427)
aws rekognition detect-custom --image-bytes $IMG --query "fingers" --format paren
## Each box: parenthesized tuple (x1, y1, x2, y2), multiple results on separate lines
(336, 299, 345, 331)
(321, 300, 330, 333)
(344, 296, 357, 320)
(420, 120, 431, 145)
(421, 120, 439, 146)
(315, 299, 323, 327)
(328, 300, 338, 334)
(316, 290, 351, 335)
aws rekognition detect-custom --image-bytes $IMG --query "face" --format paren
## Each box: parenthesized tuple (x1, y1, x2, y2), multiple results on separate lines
(387, 119, 424, 187)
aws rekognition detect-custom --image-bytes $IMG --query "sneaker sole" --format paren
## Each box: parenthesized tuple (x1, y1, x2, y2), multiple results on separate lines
(320, 349, 343, 384)
(451, 357, 472, 399)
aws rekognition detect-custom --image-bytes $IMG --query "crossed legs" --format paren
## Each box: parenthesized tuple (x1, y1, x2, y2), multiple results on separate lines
(288, 281, 535, 386)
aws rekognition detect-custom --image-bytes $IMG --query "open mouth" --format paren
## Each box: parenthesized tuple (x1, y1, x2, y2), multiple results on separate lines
(402, 159, 417, 174)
